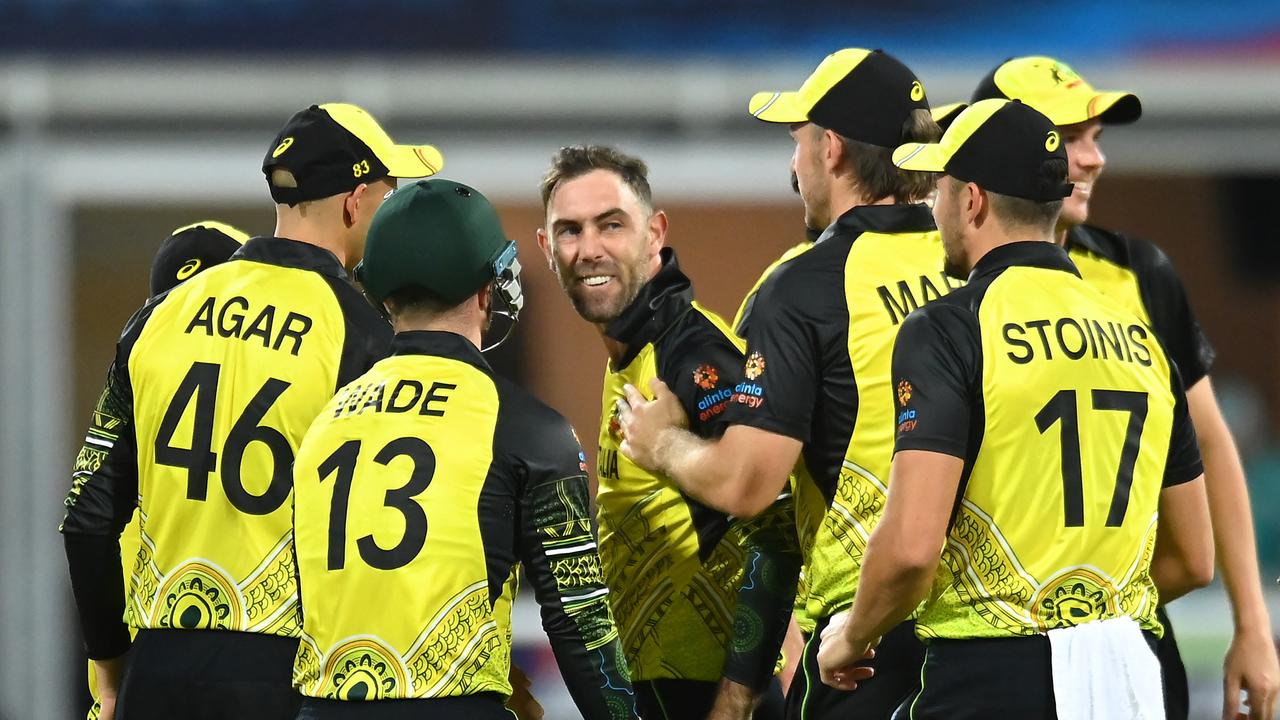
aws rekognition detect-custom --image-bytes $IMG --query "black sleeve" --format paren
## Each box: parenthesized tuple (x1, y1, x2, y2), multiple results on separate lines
(60, 303, 152, 659)
(327, 276, 394, 388)
(1129, 238, 1216, 387)
(1163, 364, 1205, 487)
(891, 303, 981, 458)
(720, 495, 801, 692)
(657, 315, 746, 440)
(721, 273, 822, 442)
(515, 415, 638, 720)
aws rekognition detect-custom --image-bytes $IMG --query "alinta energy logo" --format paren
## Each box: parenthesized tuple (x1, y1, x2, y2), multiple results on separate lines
(692, 364, 719, 390)
(744, 351, 766, 380)
(896, 380, 913, 406)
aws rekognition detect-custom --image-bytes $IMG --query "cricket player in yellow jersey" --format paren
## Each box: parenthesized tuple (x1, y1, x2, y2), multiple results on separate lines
(290, 178, 636, 720)
(61, 103, 440, 719)
(619, 49, 956, 720)
(81, 220, 248, 720)
(536, 145, 796, 719)
(818, 99, 1214, 718)
(970, 56, 1280, 720)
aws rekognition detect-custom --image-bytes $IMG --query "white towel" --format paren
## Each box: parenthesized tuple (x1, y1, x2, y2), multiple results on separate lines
(1048, 615, 1165, 720)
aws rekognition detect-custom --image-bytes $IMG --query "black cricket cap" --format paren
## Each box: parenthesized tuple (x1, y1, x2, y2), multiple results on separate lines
(262, 103, 444, 206)
(149, 220, 248, 296)
(894, 99, 1074, 202)
(748, 48, 930, 148)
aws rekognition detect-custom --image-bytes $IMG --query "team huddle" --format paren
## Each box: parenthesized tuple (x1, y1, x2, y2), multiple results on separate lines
(60, 48, 1278, 720)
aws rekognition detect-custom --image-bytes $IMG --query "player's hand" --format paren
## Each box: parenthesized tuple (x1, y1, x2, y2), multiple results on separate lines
(506, 664, 544, 720)
(816, 611, 877, 691)
(1223, 627, 1280, 720)
(618, 379, 688, 472)
(92, 656, 127, 720)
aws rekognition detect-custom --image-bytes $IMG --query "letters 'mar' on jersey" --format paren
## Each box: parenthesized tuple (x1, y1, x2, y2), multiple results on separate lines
(62, 237, 391, 639)
(596, 251, 751, 682)
(891, 242, 1203, 640)
(722, 205, 959, 622)
(292, 332, 632, 717)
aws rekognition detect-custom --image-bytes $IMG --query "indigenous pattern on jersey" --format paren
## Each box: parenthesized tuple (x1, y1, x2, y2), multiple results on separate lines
(721, 204, 958, 624)
(1067, 224, 1216, 386)
(728, 232, 815, 660)
(292, 332, 634, 719)
(892, 242, 1203, 640)
(595, 249, 751, 682)
(61, 238, 391, 657)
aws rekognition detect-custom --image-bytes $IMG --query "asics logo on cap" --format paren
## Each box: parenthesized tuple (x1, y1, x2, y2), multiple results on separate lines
(911, 81, 925, 102)
(272, 137, 294, 158)
(177, 259, 202, 280)
(1045, 131, 1061, 151)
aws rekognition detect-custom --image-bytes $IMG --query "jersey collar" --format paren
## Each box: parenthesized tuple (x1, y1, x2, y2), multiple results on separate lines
(1064, 224, 1108, 256)
(232, 237, 349, 280)
(968, 241, 1081, 282)
(815, 203, 936, 244)
(604, 247, 694, 368)
(390, 330, 492, 374)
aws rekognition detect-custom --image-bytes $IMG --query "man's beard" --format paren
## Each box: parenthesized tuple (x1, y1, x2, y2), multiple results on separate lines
(557, 262, 647, 324)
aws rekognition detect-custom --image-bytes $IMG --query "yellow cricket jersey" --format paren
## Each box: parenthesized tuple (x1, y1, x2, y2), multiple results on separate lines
(291, 331, 635, 719)
(62, 237, 391, 659)
(1067, 224, 1216, 388)
(722, 205, 960, 624)
(891, 242, 1203, 639)
(595, 250, 750, 682)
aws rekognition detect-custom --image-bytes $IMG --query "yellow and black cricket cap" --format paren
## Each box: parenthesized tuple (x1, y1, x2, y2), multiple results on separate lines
(149, 220, 248, 296)
(748, 48, 930, 148)
(262, 103, 444, 206)
(971, 56, 1141, 127)
(357, 179, 516, 306)
(931, 102, 968, 131)
(894, 99, 1074, 202)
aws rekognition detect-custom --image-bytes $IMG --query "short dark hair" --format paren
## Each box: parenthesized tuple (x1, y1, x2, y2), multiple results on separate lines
(834, 109, 941, 204)
(986, 157, 1069, 231)
(385, 284, 459, 319)
(540, 145, 653, 211)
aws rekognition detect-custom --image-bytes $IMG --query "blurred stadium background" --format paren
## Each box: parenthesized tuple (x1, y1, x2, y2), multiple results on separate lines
(2, 1, 1279, 717)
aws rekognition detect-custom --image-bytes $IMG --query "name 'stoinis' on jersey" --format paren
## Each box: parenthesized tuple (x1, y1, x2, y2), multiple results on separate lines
(1002, 316, 1153, 365)
(891, 241, 1203, 640)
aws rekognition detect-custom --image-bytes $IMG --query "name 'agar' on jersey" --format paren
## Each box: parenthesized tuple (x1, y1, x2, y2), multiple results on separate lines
(183, 294, 314, 356)
(332, 378, 457, 419)
(1002, 317, 1153, 366)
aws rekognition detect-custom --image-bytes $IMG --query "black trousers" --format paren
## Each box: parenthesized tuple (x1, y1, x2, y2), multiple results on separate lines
(116, 629, 301, 720)
(634, 679, 717, 720)
(1155, 606, 1189, 720)
(297, 693, 513, 719)
(783, 618, 925, 720)
(901, 631, 1162, 720)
